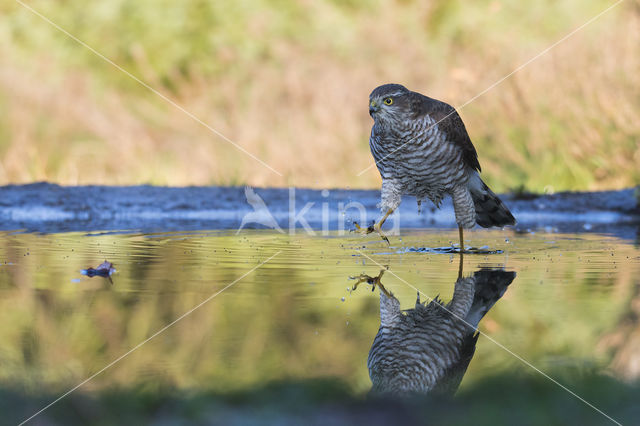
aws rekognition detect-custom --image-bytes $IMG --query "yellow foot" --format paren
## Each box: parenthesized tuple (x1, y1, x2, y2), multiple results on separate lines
(353, 222, 390, 245)
(350, 268, 392, 297)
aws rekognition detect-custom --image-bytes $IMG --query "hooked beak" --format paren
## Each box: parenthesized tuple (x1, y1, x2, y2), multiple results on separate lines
(369, 100, 379, 116)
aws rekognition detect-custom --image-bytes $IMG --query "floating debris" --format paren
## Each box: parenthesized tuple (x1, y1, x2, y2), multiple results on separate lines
(81, 260, 116, 278)
(401, 246, 504, 255)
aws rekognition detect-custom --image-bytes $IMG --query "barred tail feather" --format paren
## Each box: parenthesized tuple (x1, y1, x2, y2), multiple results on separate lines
(468, 172, 516, 228)
(464, 269, 516, 329)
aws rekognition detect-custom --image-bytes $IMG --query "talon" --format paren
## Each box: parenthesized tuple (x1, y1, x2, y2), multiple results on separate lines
(354, 222, 390, 245)
(372, 224, 390, 246)
(350, 273, 369, 291)
(350, 269, 391, 297)
(353, 221, 374, 235)
(353, 208, 394, 244)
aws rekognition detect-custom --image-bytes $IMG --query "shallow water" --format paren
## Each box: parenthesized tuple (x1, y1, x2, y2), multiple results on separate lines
(1, 227, 639, 417)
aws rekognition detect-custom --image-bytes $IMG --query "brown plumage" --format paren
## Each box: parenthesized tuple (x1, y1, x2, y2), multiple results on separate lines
(408, 92, 481, 174)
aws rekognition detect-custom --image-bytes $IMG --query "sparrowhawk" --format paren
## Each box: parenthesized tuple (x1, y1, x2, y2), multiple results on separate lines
(353, 267, 516, 395)
(356, 84, 516, 249)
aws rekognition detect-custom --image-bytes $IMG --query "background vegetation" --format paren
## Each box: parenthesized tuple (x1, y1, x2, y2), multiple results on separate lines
(0, 0, 638, 191)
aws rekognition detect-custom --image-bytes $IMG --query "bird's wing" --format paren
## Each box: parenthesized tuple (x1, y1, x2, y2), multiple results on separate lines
(430, 332, 479, 396)
(411, 94, 481, 172)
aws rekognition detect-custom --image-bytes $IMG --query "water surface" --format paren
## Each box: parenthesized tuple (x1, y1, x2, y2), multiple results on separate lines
(1, 228, 639, 424)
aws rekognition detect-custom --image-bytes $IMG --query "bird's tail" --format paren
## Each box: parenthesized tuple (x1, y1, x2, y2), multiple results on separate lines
(468, 173, 516, 228)
(464, 268, 516, 329)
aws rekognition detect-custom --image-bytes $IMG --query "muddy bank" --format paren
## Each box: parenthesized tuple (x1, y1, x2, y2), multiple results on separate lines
(0, 183, 638, 238)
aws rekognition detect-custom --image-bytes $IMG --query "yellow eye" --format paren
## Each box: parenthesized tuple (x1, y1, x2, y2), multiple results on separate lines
(383, 97, 393, 105)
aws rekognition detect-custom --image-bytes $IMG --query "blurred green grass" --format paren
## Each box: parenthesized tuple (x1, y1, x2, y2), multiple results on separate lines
(0, 0, 638, 191)
(4, 373, 639, 425)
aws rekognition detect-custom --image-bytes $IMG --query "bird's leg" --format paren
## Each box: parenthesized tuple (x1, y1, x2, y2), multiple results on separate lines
(458, 225, 465, 253)
(458, 225, 464, 279)
(354, 208, 394, 245)
(350, 268, 392, 297)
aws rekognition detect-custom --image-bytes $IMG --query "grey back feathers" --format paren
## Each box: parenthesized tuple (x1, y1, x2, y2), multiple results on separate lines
(370, 83, 411, 99)
(368, 268, 516, 396)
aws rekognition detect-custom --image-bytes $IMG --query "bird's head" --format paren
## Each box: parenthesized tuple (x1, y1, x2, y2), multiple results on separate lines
(368, 83, 412, 124)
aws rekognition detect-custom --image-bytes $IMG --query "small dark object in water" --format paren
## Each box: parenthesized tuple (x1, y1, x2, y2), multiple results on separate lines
(81, 260, 116, 278)
(406, 246, 503, 255)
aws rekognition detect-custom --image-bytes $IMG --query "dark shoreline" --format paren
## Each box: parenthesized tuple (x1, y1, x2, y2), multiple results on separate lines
(0, 183, 638, 238)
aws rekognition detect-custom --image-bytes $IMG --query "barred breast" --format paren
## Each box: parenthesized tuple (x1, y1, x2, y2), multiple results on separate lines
(367, 269, 516, 395)
(368, 316, 471, 393)
(367, 277, 475, 394)
(370, 115, 469, 212)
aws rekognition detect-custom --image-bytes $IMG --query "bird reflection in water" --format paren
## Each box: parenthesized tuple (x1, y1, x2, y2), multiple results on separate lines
(351, 266, 516, 396)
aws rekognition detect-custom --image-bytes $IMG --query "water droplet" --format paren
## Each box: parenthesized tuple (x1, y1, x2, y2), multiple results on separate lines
(341, 297, 345, 302)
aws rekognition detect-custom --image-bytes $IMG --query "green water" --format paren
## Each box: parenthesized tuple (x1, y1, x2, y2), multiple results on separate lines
(1, 229, 639, 424)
